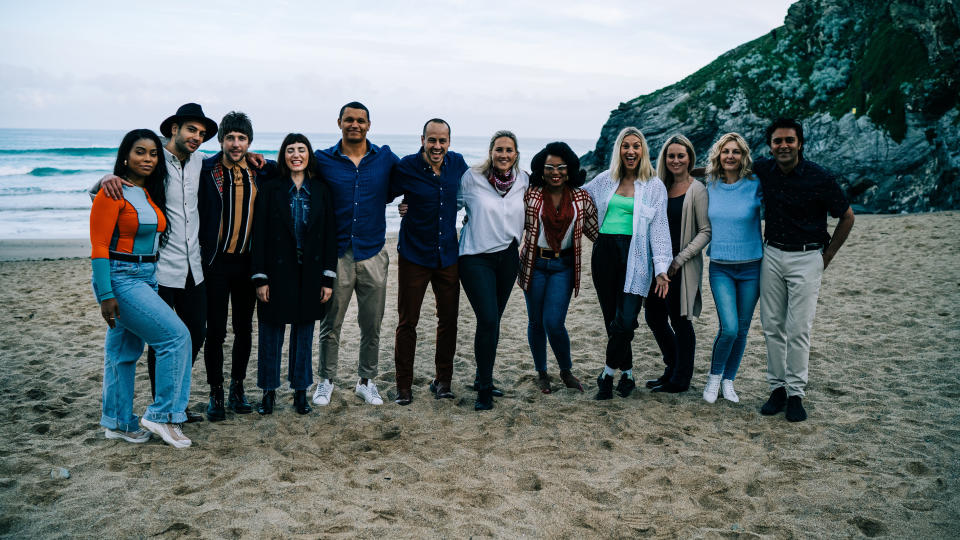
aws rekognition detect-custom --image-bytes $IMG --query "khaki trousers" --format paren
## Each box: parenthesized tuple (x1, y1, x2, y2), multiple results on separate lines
(759, 245, 823, 398)
(316, 247, 389, 381)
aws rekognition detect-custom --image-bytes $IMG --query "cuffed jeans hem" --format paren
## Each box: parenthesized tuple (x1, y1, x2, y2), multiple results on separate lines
(100, 414, 140, 432)
(142, 410, 187, 424)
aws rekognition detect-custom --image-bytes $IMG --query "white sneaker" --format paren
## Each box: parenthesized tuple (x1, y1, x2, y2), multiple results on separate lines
(355, 380, 383, 405)
(140, 418, 192, 449)
(703, 374, 721, 404)
(105, 427, 151, 443)
(313, 379, 334, 406)
(721, 379, 740, 403)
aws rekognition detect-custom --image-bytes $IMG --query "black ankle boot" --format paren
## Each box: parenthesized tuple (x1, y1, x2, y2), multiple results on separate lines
(228, 380, 253, 414)
(595, 373, 614, 400)
(206, 385, 226, 421)
(615, 374, 636, 397)
(474, 388, 494, 411)
(293, 390, 311, 415)
(257, 390, 275, 415)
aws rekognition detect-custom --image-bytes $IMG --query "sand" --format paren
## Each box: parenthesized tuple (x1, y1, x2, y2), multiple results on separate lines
(0, 212, 958, 538)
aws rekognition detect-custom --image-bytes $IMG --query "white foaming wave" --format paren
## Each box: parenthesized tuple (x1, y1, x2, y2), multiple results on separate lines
(0, 165, 34, 176)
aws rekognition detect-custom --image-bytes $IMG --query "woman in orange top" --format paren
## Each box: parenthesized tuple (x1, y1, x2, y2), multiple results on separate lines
(90, 129, 193, 449)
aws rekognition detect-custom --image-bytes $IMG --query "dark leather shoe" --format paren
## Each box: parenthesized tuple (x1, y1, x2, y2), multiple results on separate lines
(615, 374, 636, 397)
(293, 390, 311, 415)
(474, 379, 504, 397)
(257, 390, 275, 415)
(645, 377, 666, 389)
(429, 380, 454, 399)
(184, 410, 204, 423)
(785, 395, 807, 422)
(760, 387, 787, 416)
(595, 373, 614, 400)
(206, 385, 226, 422)
(395, 388, 412, 406)
(227, 380, 254, 414)
(536, 371, 552, 394)
(650, 382, 688, 393)
(474, 388, 494, 411)
(559, 369, 583, 392)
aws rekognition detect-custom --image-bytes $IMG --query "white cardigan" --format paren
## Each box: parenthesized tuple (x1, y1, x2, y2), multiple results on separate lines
(458, 167, 529, 256)
(583, 169, 672, 295)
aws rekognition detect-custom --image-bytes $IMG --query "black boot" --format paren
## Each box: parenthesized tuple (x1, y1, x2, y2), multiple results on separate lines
(595, 372, 614, 400)
(474, 388, 494, 411)
(615, 374, 636, 397)
(257, 390, 275, 415)
(760, 387, 787, 416)
(206, 385, 226, 422)
(293, 390, 311, 415)
(227, 380, 253, 414)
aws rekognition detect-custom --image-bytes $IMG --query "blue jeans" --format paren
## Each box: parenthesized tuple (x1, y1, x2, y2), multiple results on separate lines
(709, 260, 761, 380)
(95, 260, 192, 429)
(523, 255, 574, 372)
(257, 320, 315, 391)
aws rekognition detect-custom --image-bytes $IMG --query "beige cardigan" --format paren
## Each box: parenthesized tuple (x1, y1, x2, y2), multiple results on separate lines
(673, 180, 711, 318)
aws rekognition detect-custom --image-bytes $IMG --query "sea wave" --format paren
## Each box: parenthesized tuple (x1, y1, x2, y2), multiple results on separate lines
(0, 186, 92, 195)
(0, 166, 97, 177)
(0, 147, 117, 157)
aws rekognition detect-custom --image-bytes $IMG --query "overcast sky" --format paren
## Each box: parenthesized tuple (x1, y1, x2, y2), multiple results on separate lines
(0, 0, 795, 138)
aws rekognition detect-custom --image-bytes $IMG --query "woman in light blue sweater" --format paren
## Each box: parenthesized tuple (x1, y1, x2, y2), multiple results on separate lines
(703, 132, 763, 404)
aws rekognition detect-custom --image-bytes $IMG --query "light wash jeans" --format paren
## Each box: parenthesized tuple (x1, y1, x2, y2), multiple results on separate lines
(708, 260, 761, 380)
(523, 255, 575, 372)
(94, 260, 192, 429)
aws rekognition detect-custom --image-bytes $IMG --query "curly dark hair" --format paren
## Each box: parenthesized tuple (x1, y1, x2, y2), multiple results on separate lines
(113, 129, 169, 248)
(529, 141, 586, 188)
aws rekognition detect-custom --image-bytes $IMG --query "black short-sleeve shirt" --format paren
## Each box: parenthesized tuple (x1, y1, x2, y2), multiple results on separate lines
(753, 157, 849, 245)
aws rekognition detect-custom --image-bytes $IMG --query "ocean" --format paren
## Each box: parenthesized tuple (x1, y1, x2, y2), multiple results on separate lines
(0, 128, 596, 240)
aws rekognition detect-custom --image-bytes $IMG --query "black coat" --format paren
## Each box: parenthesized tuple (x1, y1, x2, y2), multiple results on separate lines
(251, 174, 337, 324)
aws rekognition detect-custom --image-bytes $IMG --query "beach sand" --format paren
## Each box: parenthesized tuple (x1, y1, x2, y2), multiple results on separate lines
(0, 212, 958, 538)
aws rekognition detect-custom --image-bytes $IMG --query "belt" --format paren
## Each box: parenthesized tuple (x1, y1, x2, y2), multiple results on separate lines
(109, 251, 159, 263)
(537, 247, 574, 259)
(765, 240, 824, 252)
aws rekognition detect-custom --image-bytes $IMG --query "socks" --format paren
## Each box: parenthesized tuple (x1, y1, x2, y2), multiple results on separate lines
(623, 370, 634, 380)
(602, 366, 616, 377)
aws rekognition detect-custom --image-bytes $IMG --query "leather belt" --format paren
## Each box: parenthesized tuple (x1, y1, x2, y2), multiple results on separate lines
(765, 240, 824, 252)
(109, 251, 159, 263)
(537, 247, 574, 259)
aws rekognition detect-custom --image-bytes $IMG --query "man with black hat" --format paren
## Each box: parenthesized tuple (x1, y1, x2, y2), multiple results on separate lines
(95, 103, 221, 423)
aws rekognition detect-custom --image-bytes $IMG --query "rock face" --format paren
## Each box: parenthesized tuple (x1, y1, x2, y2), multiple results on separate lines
(582, 0, 960, 213)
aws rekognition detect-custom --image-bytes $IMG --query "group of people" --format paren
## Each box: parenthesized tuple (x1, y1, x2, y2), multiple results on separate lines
(89, 101, 854, 449)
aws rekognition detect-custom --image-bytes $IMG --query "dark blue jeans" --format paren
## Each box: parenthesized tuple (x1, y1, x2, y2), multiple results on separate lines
(523, 254, 574, 372)
(592, 234, 644, 371)
(257, 320, 315, 391)
(459, 242, 520, 390)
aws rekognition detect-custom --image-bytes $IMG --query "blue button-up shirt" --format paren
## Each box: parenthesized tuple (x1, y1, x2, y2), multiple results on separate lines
(288, 179, 311, 251)
(390, 149, 468, 269)
(315, 141, 399, 261)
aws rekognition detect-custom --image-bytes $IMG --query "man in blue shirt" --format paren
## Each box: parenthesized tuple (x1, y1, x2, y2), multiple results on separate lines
(312, 102, 399, 407)
(390, 119, 469, 405)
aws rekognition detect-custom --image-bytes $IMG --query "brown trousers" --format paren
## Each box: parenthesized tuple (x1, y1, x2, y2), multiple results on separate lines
(393, 256, 460, 391)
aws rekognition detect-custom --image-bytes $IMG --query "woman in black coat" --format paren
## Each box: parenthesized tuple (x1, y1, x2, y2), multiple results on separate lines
(252, 133, 337, 415)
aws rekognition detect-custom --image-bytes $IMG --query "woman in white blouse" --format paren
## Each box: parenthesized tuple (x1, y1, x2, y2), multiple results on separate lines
(459, 130, 529, 411)
(583, 126, 672, 400)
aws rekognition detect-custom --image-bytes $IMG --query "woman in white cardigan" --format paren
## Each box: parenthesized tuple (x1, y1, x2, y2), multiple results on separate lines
(583, 126, 672, 400)
(458, 130, 529, 410)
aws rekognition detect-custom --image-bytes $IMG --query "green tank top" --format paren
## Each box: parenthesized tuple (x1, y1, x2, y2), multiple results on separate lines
(599, 193, 634, 234)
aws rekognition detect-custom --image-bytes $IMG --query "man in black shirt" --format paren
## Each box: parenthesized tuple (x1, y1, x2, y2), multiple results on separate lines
(754, 118, 855, 422)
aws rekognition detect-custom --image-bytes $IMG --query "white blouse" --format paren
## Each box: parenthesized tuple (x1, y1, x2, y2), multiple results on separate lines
(458, 167, 529, 256)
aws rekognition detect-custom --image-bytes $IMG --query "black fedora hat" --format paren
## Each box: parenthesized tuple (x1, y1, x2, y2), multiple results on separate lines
(159, 103, 218, 142)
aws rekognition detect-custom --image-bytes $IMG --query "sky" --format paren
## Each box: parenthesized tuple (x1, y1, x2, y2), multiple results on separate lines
(0, 0, 796, 139)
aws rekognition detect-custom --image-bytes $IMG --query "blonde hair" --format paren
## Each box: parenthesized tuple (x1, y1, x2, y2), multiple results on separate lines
(655, 134, 696, 190)
(609, 126, 655, 182)
(706, 132, 752, 181)
(475, 130, 520, 177)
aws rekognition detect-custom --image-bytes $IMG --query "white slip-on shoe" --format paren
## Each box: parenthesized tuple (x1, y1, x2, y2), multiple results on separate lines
(140, 418, 192, 449)
(355, 380, 384, 405)
(721, 379, 740, 403)
(312, 379, 334, 406)
(105, 427, 151, 443)
(702, 374, 721, 404)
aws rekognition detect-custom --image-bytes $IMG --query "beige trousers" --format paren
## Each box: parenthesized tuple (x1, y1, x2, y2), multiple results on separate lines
(759, 245, 823, 398)
(316, 247, 389, 381)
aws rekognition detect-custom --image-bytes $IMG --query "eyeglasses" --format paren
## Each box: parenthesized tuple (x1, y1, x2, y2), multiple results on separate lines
(544, 164, 568, 172)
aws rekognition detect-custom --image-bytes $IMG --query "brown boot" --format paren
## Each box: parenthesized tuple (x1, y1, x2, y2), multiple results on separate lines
(560, 369, 583, 392)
